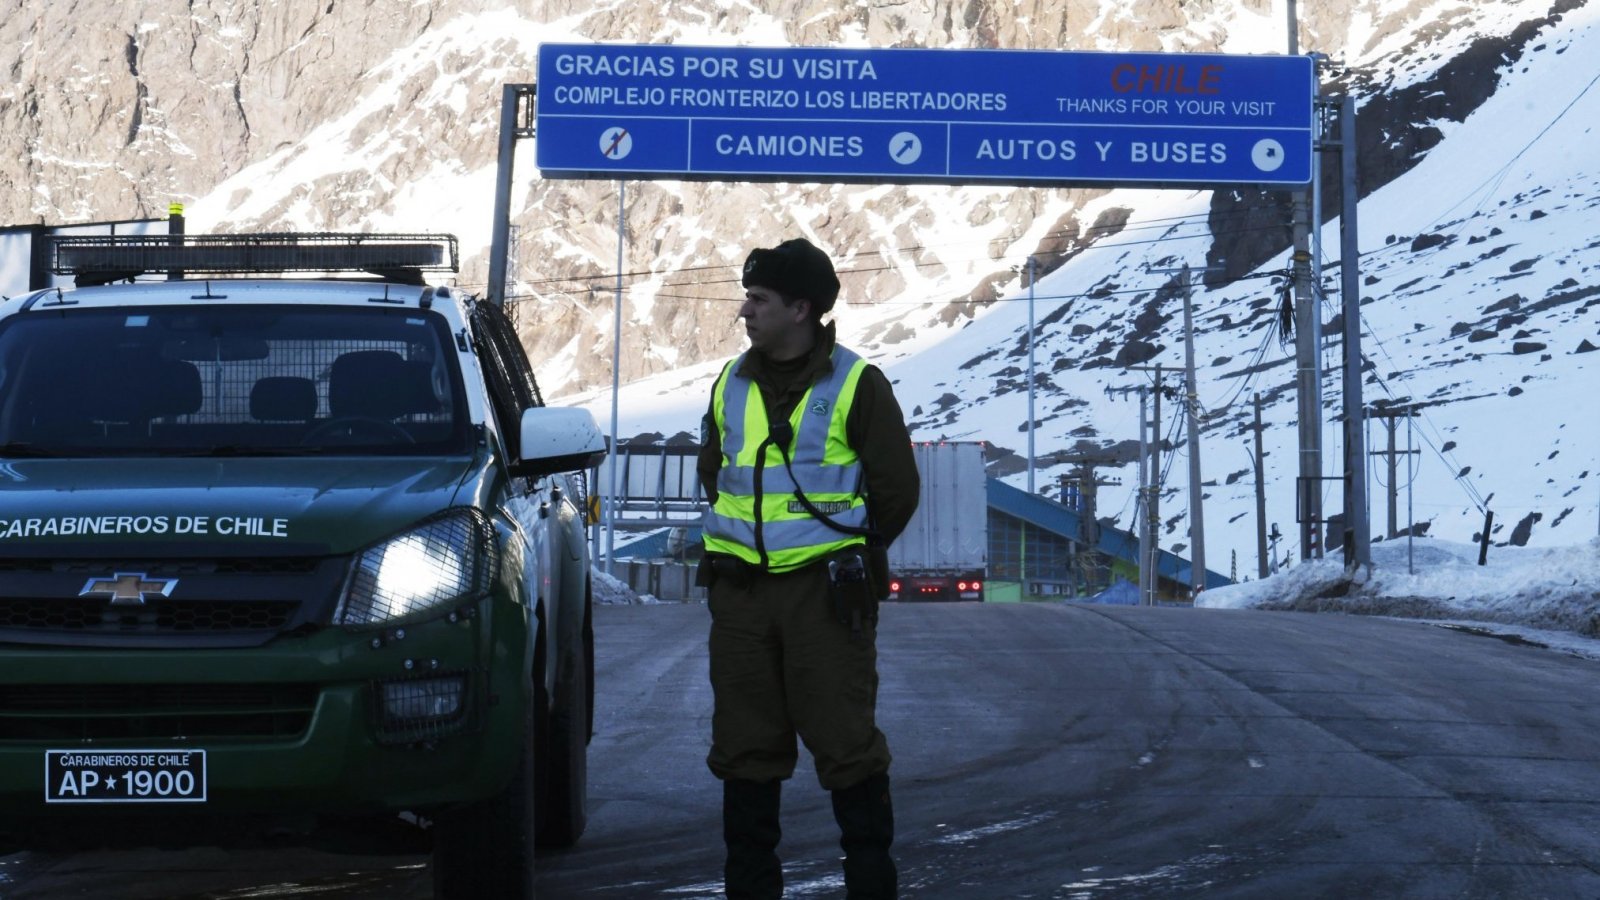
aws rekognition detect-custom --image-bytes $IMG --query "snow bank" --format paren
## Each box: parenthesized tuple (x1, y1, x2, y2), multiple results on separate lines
(592, 567, 662, 605)
(1199, 537, 1600, 642)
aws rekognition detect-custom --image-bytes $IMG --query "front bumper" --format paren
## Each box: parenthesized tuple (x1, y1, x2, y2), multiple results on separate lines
(0, 599, 531, 829)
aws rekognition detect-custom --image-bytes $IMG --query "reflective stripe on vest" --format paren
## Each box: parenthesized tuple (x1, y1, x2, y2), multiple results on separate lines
(702, 346, 869, 572)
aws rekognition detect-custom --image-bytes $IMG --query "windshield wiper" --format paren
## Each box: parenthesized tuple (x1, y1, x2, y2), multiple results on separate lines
(180, 445, 327, 458)
(0, 442, 62, 458)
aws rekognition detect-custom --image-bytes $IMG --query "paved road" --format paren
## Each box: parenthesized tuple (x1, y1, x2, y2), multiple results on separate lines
(544, 602, 1600, 898)
(5, 601, 1599, 898)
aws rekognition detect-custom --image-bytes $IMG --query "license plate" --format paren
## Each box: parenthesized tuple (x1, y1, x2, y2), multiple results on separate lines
(45, 749, 207, 804)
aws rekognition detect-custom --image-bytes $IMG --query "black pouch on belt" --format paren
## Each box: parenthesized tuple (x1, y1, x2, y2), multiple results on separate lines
(697, 554, 753, 589)
(826, 552, 876, 636)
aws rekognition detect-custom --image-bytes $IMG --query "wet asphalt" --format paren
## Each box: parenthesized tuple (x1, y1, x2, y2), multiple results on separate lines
(5, 601, 1599, 899)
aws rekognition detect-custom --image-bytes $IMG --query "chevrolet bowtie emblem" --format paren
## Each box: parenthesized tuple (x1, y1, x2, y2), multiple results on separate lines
(79, 573, 178, 606)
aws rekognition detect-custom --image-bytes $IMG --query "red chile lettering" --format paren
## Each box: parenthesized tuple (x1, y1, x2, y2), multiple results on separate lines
(1110, 63, 1223, 95)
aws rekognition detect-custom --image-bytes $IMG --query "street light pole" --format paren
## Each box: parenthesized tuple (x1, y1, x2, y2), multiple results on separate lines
(1027, 256, 1037, 495)
(606, 180, 624, 575)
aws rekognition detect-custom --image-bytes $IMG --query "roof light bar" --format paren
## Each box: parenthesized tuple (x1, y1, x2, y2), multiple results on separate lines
(49, 232, 459, 282)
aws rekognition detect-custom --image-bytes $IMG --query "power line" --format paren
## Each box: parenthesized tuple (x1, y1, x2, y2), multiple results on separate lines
(1195, 311, 1284, 421)
(1316, 65, 1599, 280)
(479, 205, 1291, 294)
(1357, 326, 1490, 513)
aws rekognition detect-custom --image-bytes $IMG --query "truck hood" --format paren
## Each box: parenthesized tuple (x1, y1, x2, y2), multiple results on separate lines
(0, 456, 478, 556)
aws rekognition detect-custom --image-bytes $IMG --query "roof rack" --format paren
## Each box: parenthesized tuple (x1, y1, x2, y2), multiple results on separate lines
(49, 232, 458, 286)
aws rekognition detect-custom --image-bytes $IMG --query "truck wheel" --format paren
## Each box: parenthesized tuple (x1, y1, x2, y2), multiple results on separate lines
(431, 701, 536, 900)
(536, 597, 591, 847)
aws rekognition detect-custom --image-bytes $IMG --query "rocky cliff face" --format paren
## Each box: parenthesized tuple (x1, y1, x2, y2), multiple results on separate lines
(0, 0, 1574, 395)
(2, 1, 459, 220)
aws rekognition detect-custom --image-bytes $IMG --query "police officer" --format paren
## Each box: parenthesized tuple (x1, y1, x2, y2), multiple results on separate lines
(697, 237, 919, 899)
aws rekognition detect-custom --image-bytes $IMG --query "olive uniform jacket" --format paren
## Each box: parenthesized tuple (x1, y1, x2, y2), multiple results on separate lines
(697, 321, 920, 594)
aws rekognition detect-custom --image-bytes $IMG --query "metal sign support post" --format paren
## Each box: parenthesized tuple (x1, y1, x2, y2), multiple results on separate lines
(488, 85, 537, 307)
(607, 181, 625, 575)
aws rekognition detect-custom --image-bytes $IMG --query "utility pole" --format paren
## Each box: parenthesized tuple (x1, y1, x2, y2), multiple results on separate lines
(1335, 95, 1371, 571)
(1368, 407, 1420, 539)
(1079, 464, 1104, 594)
(1138, 389, 1151, 605)
(1408, 413, 1416, 574)
(1059, 454, 1123, 596)
(1148, 264, 1222, 598)
(1105, 382, 1151, 603)
(1252, 392, 1268, 578)
(1124, 365, 1182, 602)
(1184, 264, 1203, 589)
(1111, 373, 1180, 605)
(1288, 2, 1323, 562)
(1184, 285, 1205, 596)
(1150, 365, 1162, 603)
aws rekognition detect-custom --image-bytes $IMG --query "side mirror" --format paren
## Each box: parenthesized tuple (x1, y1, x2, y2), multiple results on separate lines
(513, 407, 608, 478)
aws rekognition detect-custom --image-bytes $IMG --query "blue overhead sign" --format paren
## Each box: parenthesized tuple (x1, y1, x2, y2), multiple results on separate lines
(535, 44, 1315, 187)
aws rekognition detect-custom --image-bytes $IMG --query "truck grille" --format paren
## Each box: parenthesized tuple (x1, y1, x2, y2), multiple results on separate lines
(2, 598, 299, 633)
(0, 683, 318, 741)
(0, 555, 347, 647)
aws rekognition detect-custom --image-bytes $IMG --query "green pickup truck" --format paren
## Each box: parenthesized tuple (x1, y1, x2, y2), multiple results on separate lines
(0, 234, 605, 898)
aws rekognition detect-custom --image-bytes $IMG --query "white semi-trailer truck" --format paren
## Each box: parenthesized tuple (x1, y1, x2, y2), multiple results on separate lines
(885, 441, 988, 602)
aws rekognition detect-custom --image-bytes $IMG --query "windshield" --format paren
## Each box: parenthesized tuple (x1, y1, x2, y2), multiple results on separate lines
(0, 304, 472, 457)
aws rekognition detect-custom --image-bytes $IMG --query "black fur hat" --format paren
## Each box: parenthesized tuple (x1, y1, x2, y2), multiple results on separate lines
(741, 237, 841, 315)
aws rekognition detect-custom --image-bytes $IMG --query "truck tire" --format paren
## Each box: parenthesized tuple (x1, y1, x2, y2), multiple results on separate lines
(535, 595, 590, 848)
(431, 699, 536, 900)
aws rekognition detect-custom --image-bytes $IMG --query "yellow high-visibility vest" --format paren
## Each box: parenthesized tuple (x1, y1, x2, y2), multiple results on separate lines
(702, 346, 869, 572)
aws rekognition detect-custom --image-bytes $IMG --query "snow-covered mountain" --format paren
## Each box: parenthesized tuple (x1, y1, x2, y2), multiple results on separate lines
(5, 0, 1596, 578)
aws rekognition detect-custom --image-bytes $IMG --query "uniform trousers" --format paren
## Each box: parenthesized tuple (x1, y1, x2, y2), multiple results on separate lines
(705, 558, 891, 791)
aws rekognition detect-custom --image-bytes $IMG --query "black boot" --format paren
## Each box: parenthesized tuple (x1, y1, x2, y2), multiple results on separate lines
(831, 771, 897, 899)
(723, 778, 782, 899)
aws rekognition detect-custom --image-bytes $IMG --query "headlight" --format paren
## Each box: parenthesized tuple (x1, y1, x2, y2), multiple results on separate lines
(335, 510, 494, 626)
